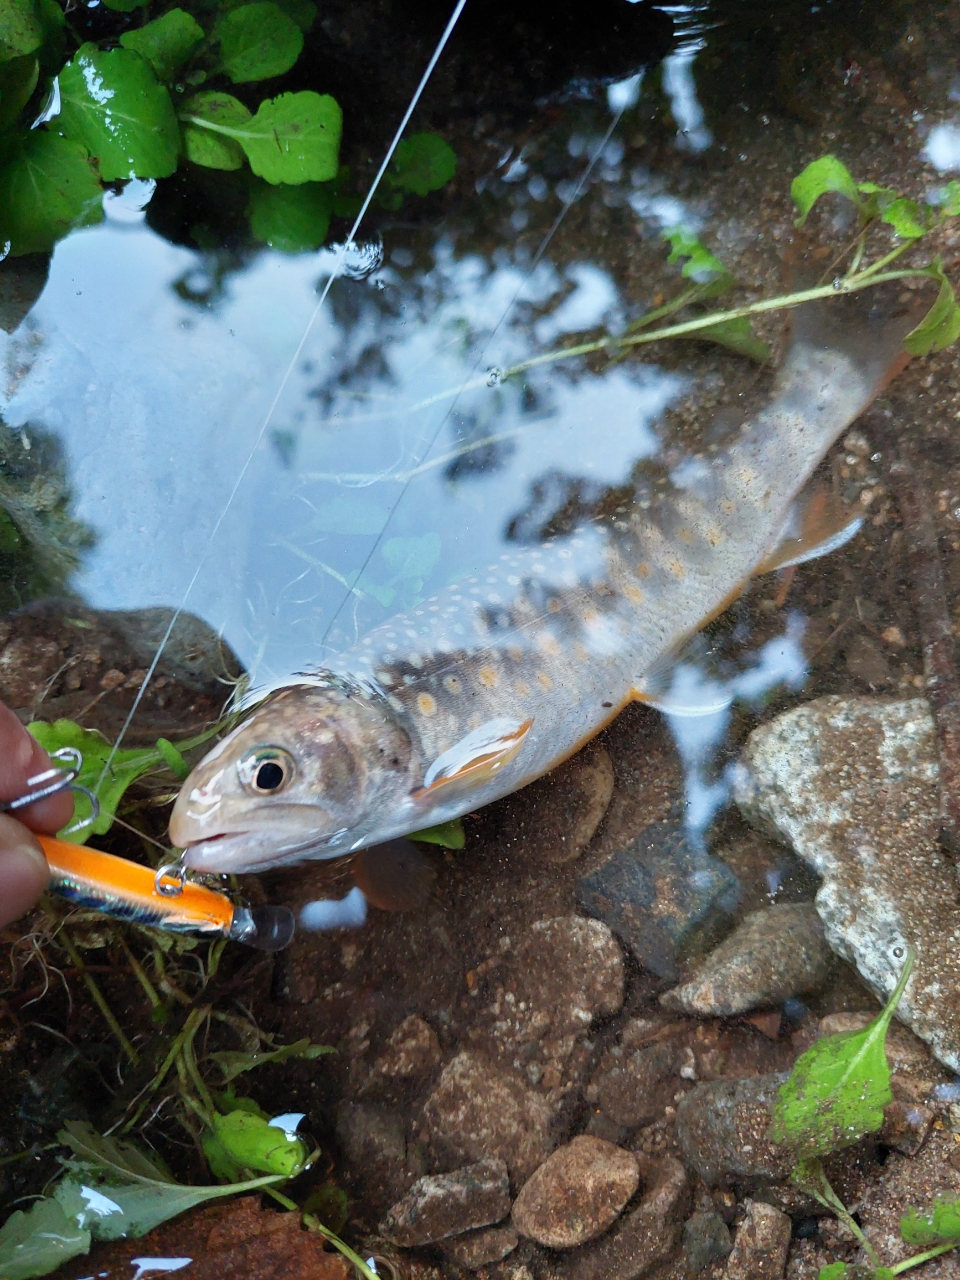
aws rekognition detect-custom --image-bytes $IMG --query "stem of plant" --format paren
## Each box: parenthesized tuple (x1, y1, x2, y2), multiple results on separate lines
(804, 1160, 881, 1270)
(59, 929, 139, 1067)
(304, 1216, 382, 1280)
(890, 1243, 960, 1274)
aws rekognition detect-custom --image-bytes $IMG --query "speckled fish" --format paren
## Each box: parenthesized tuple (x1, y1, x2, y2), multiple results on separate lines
(170, 286, 927, 873)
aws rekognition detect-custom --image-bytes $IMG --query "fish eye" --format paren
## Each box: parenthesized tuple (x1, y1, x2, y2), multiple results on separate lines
(238, 747, 296, 795)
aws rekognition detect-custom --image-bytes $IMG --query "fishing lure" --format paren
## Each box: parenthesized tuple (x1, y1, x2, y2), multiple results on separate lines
(3, 754, 294, 950)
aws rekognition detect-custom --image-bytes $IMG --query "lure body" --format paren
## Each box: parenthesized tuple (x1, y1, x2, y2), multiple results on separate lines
(170, 288, 925, 874)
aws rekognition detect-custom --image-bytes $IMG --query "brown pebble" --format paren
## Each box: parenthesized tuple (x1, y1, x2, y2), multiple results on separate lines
(512, 1135, 639, 1249)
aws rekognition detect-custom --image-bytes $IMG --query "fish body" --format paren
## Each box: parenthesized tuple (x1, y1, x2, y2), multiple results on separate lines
(171, 286, 925, 873)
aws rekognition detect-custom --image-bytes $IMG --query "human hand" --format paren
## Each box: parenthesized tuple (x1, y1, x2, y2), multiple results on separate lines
(0, 701, 74, 927)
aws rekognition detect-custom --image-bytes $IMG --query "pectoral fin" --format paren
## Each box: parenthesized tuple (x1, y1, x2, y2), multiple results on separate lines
(413, 717, 534, 799)
(756, 484, 863, 574)
(353, 839, 436, 912)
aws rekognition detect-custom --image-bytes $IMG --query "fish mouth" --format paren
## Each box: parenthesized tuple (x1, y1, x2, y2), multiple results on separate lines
(181, 828, 348, 874)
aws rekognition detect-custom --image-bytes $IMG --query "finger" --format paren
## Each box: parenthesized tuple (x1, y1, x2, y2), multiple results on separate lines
(0, 814, 50, 927)
(0, 703, 75, 833)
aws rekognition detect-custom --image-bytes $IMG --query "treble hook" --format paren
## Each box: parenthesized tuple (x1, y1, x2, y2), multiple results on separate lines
(0, 746, 101, 833)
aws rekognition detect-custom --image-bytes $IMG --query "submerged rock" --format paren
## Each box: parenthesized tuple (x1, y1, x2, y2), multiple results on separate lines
(584, 1020, 686, 1129)
(511, 916, 624, 1038)
(674, 1075, 792, 1187)
(440, 1224, 520, 1270)
(660, 903, 834, 1017)
(734, 696, 960, 1072)
(683, 1211, 733, 1273)
(723, 1200, 791, 1280)
(371, 1014, 442, 1081)
(512, 1136, 639, 1248)
(380, 1157, 511, 1246)
(576, 821, 737, 979)
(419, 1052, 555, 1185)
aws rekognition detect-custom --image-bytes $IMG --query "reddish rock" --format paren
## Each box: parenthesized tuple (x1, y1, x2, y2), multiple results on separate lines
(724, 1200, 791, 1280)
(441, 1224, 520, 1269)
(380, 1157, 511, 1246)
(880, 1099, 934, 1157)
(674, 1075, 793, 1187)
(373, 1015, 442, 1080)
(512, 1136, 639, 1248)
(585, 1033, 684, 1128)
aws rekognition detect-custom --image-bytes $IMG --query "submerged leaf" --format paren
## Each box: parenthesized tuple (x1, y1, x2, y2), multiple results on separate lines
(180, 91, 249, 170)
(271, 0, 317, 30)
(101, 0, 149, 12)
(0, 130, 103, 256)
(247, 178, 333, 251)
(662, 226, 734, 296)
(409, 818, 466, 849)
(0, 0, 44, 62)
(56, 1175, 269, 1241)
(937, 180, 960, 217)
(0, 1196, 90, 1280)
(119, 9, 204, 82)
(28, 720, 158, 841)
(239, 90, 342, 184)
(0, 55, 39, 132)
(57, 44, 179, 181)
(687, 314, 770, 363)
(382, 533, 442, 581)
(791, 154, 860, 225)
(59, 1120, 175, 1183)
(217, 2, 303, 83)
(210, 1036, 332, 1083)
(816, 1265, 847, 1280)
(904, 265, 960, 356)
(211, 1109, 307, 1176)
(389, 133, 456, 196)
(901, 1195, 960, 1247)
(156, 737, 190, 780)
(771, 952, 913, 1158)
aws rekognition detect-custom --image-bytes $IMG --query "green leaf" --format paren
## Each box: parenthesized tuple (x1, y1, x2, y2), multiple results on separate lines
(56, 1175, 270, 1241)
(57, 45, 179, 181)
(662, 226, 735, 296)
(101, 0, 149, 13)
(209, 1036, 333, 1083)
(382, 533, 442, 582)
(217, 2, 303, 83)
(210, 1109, 307, 1177)
(59, 1120, 175, 1183)
(0, 508, 22, 551)
(119, 9, 205, 82)
(180, 90, 249, 170)
(791, 155, 860, 226)
(857, 183, 928, 239)
(0, 1196, 90, 1280)
(688, 315, 771, 363)
(28, 720, 159, 841)
(937, 180, 960, 217)
(0, 130, 103, 257)
(771, 951, 913, 1158)
(389, 133, 456, 196)
(816, 1265, 847, 1280)
(156, 737, 190, 780)
(271, 0, 316, 30)
(904, 264, 960, 356)
(409, 818, 465, 849)
(181, 89, 342, 185)
(901, 1195, 960, 1247)
(33, 0, 64, 72)
(0, 55, 39, 132)
(247, 178, 333, 251)
(0, 0, 44, 62)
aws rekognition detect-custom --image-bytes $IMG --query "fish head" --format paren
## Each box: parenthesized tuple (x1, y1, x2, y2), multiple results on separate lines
(169, 682, 413, 872)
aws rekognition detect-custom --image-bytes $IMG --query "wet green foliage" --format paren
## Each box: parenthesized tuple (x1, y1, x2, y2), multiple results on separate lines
(0, 0, 456, 256)
(409, 818, 466, 848)
(900, 1197, 960, 1247)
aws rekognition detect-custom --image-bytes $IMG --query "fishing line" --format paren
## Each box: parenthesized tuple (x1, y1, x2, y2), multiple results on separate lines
(317, 92, 635, 651)
(98, 0, 471, 787)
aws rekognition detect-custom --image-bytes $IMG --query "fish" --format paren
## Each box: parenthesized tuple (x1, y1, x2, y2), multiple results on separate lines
(170, 282, 929, 874)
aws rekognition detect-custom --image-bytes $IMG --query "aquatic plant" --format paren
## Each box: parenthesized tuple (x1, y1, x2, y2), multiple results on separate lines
(0, 0, 456, 256)
(772, 949, 960, 1277)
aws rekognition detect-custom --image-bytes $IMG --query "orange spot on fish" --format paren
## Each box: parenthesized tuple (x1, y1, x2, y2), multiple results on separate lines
(538, 634, 560, 656)
(623, 583, 644, 604)
(548, 598, 561, 612)
(636, 562, 652, 578)
(537, 671, 553, 690)
(443, 675, 462, 694)
(479, 665, 499, 688)
(678, 528, 694, 544)
(666, 558, 687, 578)
(417, 693, 437, 716)
(720, 499, 736, 514)
(515, 680, 530, 697)
(574, 643, 589, 662)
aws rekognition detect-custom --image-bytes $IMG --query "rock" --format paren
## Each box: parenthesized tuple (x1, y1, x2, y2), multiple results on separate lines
(420, 1052, 556, 1185)
(724, 1200, 791, 1280)
(440, 1225, 520, 1269)
(854, 1129, 960, 1275)
(373, 1015, 442, 1080)
(880, 1099, 935, 1156)
(660, 904, 834, 1017)
(714, 831, 820, 918)
(380, 1157, 511, 1246)
(512, 916, 624, 1039)
(585, 1025, 686, 1129)
(560, 1154, 688, 1280)
(734, 696, 960, 1072)
(683, 1211, 733, 1273)
(844, 633, 892, 687)
(512, 1136, 639, 1249)
(335, 1102, 408, 1208)
(674, 1075, 793, 1187)
(577, 821, 737, 979)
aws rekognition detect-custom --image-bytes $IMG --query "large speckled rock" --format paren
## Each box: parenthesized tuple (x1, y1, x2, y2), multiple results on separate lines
(511, 916, 625, 1039)
(512, 1136, 639, 1248)
(584, 1020, 686, 1128)
(419, 1052, 555, 1185)
(380, 1158, 511, 1246)
(674, 1075, 792, 1187)
(734, 696, 960, 1072)
(660, 904, 834, 1017)
(724, 1200, 791, 1280)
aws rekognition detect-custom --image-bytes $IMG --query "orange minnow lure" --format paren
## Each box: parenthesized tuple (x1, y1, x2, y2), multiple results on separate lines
(170, 286, 931, 875)
(39, 836, 295, 950)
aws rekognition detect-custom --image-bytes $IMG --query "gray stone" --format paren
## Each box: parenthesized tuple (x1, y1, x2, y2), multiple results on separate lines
(734, 696, 960, 1072)
(724, 1200, 791, 1280)
(440, 1225, 519, 1270)
(585, 1034, 684, 1129)
(380, 1158, 511, 1246)
(512, 916, 625, 1040)
(560, 1154, 688, 1280)
(577, 822, 737, 979)
(660, 904, 834, 1017)
(373, 1015, 442, 1080)
(512, 1136, 639, 1249)
(683, 1211, 733, 1273)
(335, 1102, 409, 1208)
(420, 1052, 555, 1185)
(674, 1075, 793, 1187)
